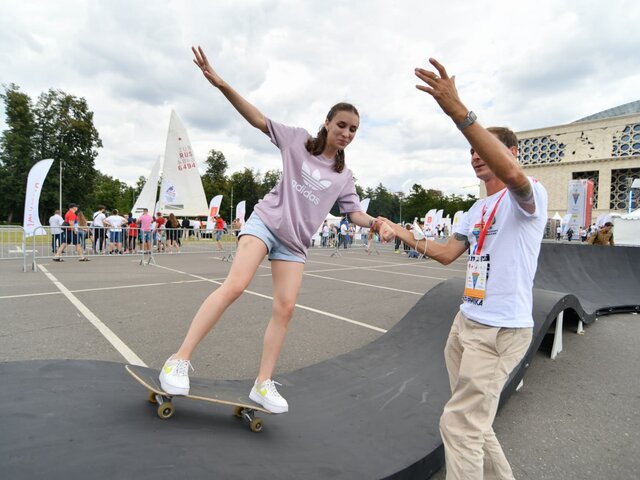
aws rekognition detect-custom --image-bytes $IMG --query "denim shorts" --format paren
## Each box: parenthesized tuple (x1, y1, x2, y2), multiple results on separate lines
(110, 230, 123, 243)
(141, 231, 152, 243)
(239, 212, 305, 264)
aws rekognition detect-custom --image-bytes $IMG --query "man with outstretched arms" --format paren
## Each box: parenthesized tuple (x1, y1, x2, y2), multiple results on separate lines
(381, 58, 548, 479)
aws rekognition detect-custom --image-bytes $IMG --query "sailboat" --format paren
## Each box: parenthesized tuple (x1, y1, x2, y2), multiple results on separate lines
(133, 110, 209, 217)
(132, 155, 161, 215)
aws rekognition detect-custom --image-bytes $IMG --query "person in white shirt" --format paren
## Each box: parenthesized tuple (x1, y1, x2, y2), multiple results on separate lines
(380, 57, 548, 480)
(321, 221, 330, 247)
(103, 209, 127, 254)
(339, 221, 349, 249)
(48, 210, 64, 254)
(92, 205, 107, 253)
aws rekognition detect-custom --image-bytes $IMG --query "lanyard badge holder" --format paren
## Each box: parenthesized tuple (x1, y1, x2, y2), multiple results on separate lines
(463, 190, 507, 306)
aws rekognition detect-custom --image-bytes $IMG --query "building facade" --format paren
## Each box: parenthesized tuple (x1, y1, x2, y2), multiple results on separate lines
(513, 101, 640, 222)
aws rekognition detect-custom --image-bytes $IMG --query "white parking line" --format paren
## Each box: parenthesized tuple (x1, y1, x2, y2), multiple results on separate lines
(303, 272, 424, 296)
(38, 265, 147, 366)
(0, 291, 61, 300)
(0, 279, 206, 300)
(152, 263, 388, 334)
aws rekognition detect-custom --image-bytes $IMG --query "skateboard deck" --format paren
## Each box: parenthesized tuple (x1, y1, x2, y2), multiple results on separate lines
(125, 364, 271, 432)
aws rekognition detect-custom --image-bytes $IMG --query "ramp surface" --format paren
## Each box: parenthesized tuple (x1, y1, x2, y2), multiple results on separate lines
(1, 243, 638, 479)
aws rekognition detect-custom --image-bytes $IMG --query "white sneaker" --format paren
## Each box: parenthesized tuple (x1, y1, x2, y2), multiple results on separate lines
(159, 356, 193, 395)
(249, 379, 289, 413)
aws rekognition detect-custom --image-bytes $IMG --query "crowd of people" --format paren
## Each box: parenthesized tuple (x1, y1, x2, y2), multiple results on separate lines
(48, 204, 237, 260)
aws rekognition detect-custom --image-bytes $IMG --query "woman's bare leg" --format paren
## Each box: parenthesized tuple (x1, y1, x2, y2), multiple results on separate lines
(173, 235, 267, 360)
(256, 260, 305, 382)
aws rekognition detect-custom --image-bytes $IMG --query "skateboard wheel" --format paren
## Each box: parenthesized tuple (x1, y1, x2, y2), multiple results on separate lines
(157, 402, 175, 420)
(233, 406, 244, 418)
(249, 418, 263, 433)
(148, 391, 158, 404)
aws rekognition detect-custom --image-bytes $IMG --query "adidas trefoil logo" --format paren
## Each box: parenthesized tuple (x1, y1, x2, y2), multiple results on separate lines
(301, 162, 331, 191)
(291, 162, 331, 206)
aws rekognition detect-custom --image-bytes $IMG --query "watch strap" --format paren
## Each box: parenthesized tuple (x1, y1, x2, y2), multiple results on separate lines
(456, 111, 477, 131)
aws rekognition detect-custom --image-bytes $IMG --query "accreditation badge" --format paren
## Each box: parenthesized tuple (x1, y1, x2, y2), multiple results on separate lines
(462, 254, 490, 306)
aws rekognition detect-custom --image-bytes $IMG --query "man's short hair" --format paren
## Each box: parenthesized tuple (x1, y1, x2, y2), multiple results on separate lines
(143, 208, 148, 212)
(604, 222, 614, 227)
(487, 127, 518, 149)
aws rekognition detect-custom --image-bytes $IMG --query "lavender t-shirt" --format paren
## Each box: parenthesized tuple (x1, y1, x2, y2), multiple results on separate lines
(253, 119, 361, 258)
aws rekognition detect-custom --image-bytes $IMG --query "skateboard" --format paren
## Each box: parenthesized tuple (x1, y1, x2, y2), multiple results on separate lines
(125, 364, 271, 432)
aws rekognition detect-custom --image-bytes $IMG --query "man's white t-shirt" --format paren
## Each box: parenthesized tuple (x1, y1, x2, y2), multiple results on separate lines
(453, 178, 548, 328)
(49, 214, 64, 234)
(105, 215, 126, 230)
(93, 211, 106, 227)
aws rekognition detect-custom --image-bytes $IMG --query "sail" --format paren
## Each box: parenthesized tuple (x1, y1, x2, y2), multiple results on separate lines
(157, 110, 209, 217)
(132, 156, 162, 215)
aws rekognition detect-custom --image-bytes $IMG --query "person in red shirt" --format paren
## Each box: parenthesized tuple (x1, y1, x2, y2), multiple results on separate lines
(155, 212, 166, 252)
(215, 215, 224, 250)
(128, 218, 138, 253)
(53, 203, 89, 261)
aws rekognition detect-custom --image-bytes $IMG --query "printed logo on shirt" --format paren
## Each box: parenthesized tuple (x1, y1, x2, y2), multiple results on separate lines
(291, 161, 331, 206)
(486, 216, 498, 236)
(301, 162, 332, 191)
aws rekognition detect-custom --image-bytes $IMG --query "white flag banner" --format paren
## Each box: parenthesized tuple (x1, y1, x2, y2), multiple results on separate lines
(424, 209, 437, 230)
(436, 209, 444, 227)
(23, 159, 54, 237)
(236, 200, 246, 224)
(452, 210, 465, 228)
(206, 195, 223, 231)
(360, 197, 370, 214)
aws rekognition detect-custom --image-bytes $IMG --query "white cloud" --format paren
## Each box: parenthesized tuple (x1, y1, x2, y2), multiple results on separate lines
(1, 0, 639, 196)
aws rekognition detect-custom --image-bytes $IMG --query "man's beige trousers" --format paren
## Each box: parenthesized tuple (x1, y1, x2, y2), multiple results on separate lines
(440, 311, 532, 480)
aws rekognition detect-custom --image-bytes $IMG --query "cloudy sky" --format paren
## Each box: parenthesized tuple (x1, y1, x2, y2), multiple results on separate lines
(2, 0, 639, 197)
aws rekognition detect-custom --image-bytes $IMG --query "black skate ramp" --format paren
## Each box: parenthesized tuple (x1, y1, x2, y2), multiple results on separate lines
(2, 244, 638, 479)
(534, 243, 640, 317)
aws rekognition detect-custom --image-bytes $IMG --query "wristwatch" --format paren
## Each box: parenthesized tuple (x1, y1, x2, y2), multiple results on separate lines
(456, 111, 477, 131)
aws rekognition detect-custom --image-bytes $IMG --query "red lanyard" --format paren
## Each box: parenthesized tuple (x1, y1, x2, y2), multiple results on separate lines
(475, 189, 507, 255)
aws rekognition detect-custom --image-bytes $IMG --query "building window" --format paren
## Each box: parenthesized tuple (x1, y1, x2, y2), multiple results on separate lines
(609, 167, 640, 210)
(612, 124, 640, 157)
(572, 171, 600, 208)
(518, 136, 565, 165)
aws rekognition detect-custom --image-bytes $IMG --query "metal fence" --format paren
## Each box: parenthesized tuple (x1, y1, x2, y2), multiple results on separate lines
(0, 225, 240, 272)
(1, 225, 388, 273)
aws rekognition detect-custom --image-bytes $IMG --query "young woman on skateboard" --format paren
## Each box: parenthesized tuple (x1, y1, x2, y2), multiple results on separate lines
(159, 46, 394, 413)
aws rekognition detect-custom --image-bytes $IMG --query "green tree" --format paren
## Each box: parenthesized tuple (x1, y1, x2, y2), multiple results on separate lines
(228, 168, 262, 222)
(259, 169, 281, 197)
(88, 172, 135, 215)
(403, 185, 443, 222)
(33, 89, 102, 218)
(201, 148, 229, 207)
(366, 183, 398, 220)
(134, 175, 146, 199)
(0, 85, 37, 223)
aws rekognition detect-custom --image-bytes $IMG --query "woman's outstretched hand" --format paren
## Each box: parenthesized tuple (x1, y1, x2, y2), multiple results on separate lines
(192, 46, 224, 88)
